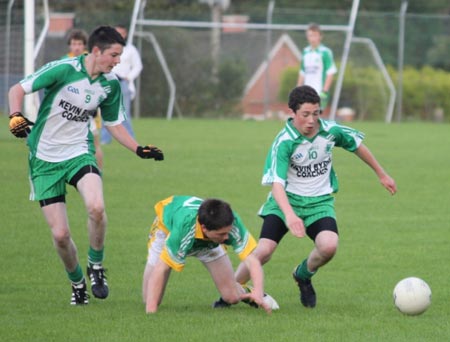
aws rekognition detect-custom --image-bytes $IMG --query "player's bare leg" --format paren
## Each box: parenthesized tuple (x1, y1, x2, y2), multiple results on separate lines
(306, 230, 338, 272)
(42, 202, 88, 304)
(293, 230, 338, 308)
(235, 238, 278, 284)
(206, 254, 242, 305)
(77, 173, 109, 299)
(77, 173, 107, 249)
(42, 202, 79, 271)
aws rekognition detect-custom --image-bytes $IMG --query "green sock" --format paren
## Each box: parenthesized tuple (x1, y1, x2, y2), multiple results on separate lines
(294, 259, 315, 280)
(88, 246, 104, 267)
(67, 264, 84, 284)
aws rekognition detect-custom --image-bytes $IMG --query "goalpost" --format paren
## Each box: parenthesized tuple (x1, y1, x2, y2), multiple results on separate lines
(127, 0, 393, 121)
(6, 1, 395, 123)
(3, 0, 49, 120)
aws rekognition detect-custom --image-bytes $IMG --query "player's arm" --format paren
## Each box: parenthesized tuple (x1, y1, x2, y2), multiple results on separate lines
(241, 253, 271, 313)
(8, 83, 25, 113)
(106, 124, 164, 161)
(323, 73, 334, 93)
(145, 259, 171, 313)
(272, 182, 306, 238)
(354, 144, 397, 195)
(106, 124, 139, 151)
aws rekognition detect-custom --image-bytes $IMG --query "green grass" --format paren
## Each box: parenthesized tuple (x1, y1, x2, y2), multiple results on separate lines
(1, 117, 449, 342)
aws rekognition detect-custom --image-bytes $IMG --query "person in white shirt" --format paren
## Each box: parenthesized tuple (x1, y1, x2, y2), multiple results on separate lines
(101, 24, 143, 144)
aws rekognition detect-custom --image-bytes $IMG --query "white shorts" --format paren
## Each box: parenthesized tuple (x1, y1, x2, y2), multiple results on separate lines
(146, 228, 227, 266)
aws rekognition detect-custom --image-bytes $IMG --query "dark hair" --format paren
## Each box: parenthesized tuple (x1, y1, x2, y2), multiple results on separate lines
(87, 25, 126, 52)
(67, 29, 88, 45)
(198, 199, 234, 231)
(307, 23, 321, 33)
(288, 85, 321, 113)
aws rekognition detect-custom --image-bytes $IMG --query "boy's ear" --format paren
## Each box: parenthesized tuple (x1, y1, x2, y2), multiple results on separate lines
(92, 46, 101, 56)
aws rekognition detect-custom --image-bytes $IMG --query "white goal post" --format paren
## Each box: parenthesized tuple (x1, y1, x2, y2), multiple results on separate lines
(128, 0, 366, 120)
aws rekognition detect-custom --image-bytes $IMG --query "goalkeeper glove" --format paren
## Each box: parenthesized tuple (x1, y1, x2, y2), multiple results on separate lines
(9, 112, 34, 138)
(136, 145, 164, 161)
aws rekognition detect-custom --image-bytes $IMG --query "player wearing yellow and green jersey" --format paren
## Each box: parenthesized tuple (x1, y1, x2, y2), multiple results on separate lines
(142, 195, 276, 314)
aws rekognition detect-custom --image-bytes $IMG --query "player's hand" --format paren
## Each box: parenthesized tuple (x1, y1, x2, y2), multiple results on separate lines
(9, 112, 34, 138)
(380, 174, 397, 195)
(240, 292, 272, 314)
(136, 145, 164, 161)
(286, 213, 306, 238)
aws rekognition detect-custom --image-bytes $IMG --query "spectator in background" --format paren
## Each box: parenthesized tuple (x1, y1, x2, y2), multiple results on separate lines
(297, 23, 337, 110)
(62, 28, 103, 170)
(63, 29, 88, 58)
(101, 24, 143, 144)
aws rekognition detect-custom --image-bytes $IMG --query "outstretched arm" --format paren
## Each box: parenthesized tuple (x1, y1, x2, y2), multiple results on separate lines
(106, 124, 139, 152)
(272, 182, 306, 238)
(106, 124, 164, 160)
(355, 144, 397, 195)
(241, 253, 271, 313)
(145, 259, 171, 313)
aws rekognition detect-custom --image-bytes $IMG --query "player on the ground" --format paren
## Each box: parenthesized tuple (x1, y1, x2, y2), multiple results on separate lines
(8, 25, 164, 305)
(142, 195, 277, 314)
(232, 85, 396, 308)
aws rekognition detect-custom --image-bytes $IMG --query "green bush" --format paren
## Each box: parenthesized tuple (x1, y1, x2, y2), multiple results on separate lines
(278, 64, 450, 121)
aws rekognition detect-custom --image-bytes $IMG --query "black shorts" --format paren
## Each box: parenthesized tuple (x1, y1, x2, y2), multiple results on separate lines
(259, 214, 338, 243)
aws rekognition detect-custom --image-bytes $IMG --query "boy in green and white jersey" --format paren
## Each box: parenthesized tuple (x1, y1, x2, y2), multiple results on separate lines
(233, 85, 397, 308)
(8, 26, 164, 305)
(297, 23, 337, 109)
(142, 195, 277, 314)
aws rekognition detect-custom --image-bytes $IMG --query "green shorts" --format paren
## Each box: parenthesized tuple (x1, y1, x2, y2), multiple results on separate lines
(258, 192, 336, 227)
(29, 154, 98, 201)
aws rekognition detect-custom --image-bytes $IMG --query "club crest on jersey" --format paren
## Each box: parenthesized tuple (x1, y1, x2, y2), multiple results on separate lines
(292, 152, 304, 161)
(67, 85, 80, 94)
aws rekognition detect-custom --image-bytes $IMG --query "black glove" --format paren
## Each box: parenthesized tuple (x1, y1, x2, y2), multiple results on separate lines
(136, 145, 164, 161)
(9, 112, 34, 138)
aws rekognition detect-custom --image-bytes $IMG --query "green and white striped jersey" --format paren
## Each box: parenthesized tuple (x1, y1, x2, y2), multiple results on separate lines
(20, 55, 125, 162)
(299, 44, 337, 94)
(262, 118, 364, 197)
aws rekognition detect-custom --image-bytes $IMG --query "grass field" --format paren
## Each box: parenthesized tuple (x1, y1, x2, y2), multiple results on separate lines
(1, 116, 449, 342)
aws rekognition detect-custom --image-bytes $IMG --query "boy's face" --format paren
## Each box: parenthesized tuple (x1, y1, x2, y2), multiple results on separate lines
(306, 29, 322, 48)
(69, 39, 86, 57)
(292, 102, 321, 138)
(92, 44, 123, 74)
(202, 225, 232, 244)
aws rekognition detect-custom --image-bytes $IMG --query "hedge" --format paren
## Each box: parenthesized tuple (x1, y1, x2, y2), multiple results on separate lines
(279, 64, 450, 122)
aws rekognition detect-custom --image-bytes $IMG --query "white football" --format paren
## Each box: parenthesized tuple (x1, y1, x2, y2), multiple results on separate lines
(263, 293, 280, 310)
(393, 277, 431, 315)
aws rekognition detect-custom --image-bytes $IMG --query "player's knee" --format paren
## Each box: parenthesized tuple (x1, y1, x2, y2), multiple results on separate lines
(87, 202, 105, 222)
(253, 243, 276, 265)
(320, 242, 338, 260)
(258, 251, 272, 265)
(52, 227, 71, 247)
(222, 293, 240, 305)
